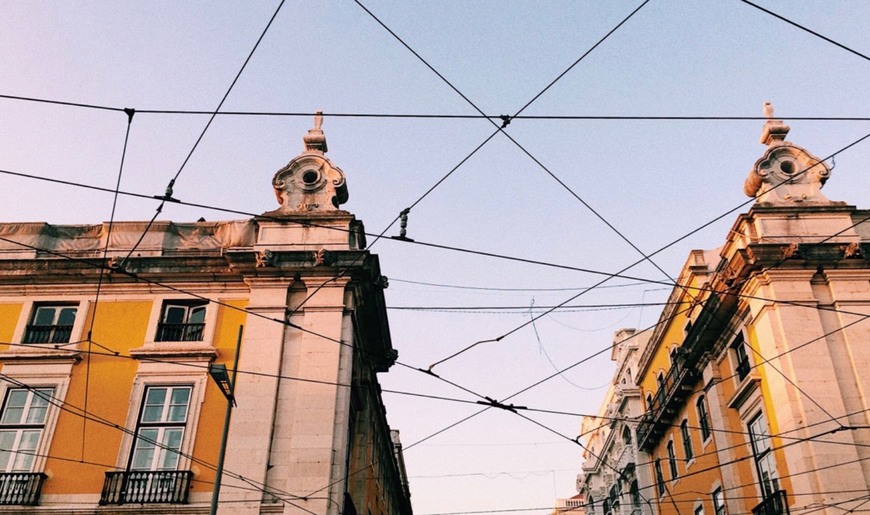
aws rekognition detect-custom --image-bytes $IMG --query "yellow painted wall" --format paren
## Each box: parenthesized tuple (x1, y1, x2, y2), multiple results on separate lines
(0, 303, 22, 348)
(42, 300, 151, 495)
(189, 299, 248, 494)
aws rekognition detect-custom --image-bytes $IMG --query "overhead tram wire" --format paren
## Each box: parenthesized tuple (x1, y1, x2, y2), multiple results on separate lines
(738, 0, 870, 63)
(466, 129, 870, 401)
(2, 140, 869, 500)
(79, 106, 135, 462)
(118, 0, 286, 264)
(354, 0, 669, 371)
(6, 162, 870, 322)
(5, 94, 870, 121)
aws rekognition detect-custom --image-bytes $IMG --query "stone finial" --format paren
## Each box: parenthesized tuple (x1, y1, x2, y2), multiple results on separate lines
(265, 113, 348, 215)
(303, 110, 328, 153)
(759, 101, 790, 146)
(744, 119, 832, 204)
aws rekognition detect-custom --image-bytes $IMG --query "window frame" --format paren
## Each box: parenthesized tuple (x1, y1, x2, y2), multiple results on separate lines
(681, 419, 694, 462)
(16, 301, 83, 346)
(141, 296, 219, 349)
(127, 385, 192, 472)
(697, 395, 712, 442)
(115, 369, 208, 475)
(748, 411, 779, 498)
(0, 387, 54, 472)
(731, 334, 751, 382)
(0, 364, 73, 477)
(155, 301, 208, 343)
(667, 440, 678, 480)
(712, 486, 726, 515)
(654, 458, 665, 495)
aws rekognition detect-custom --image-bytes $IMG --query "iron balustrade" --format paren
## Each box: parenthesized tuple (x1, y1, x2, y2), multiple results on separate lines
(22, 324, 73, 343)
(100, 470, 193, 505)
(0, 472, 46, 505)
(752, 490, 789, 515)
(155, 323, 205, 342)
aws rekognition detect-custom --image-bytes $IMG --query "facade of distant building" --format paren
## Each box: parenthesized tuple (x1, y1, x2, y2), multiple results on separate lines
(576, 329, 651, 515)
(576, 106, 870, 515)
(0, 116, 412, 514)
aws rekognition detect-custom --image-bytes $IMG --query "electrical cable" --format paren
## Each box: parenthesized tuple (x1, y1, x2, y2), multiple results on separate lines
(118, 0, 286, 265)
(6, 93, 870, 121)
(0, 374, 323, 511)
(80, 107, 134, 462)
(738, 0, 870, 63)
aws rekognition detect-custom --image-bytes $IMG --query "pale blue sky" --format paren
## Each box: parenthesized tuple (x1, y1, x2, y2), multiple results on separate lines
(1, 2, 869, 513)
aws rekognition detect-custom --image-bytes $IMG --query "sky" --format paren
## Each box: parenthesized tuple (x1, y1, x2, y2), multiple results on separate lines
(1, 1, 869, 514)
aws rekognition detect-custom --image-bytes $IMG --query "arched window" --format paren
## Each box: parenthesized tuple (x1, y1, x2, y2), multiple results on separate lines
(622, 426, 632, 445)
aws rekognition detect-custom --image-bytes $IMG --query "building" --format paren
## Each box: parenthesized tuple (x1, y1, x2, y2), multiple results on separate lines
(577, 104, 870, 515)
(0, 115, 413, 514)
(575, 328, 651, 515)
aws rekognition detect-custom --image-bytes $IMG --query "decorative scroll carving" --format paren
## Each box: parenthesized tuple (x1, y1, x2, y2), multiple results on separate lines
(744, 103, 832, 204)
(844, 241, 862, 258)
(265, 112, 349, 216)
(256, 249, 274, 268)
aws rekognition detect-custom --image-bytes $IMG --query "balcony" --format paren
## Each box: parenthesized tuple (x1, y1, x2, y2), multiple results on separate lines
(636, 294, 737, 451)
(100, 470, 193, 505)
(752, 490, 789, 515)
(0, 472, 46, 505)
(155, 323, 205, 342)
(22, 324, 73, 344)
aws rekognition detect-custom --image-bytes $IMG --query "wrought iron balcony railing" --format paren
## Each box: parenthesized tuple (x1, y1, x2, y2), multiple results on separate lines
(752, 490, 789, 515)
(100, 470, 193, 505)
(0, 472, 46, 506)
(155, 323, 205, 342)
(23, 324, 73, 344)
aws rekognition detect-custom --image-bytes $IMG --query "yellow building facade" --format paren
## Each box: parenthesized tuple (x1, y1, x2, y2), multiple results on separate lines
(0, 117, 412, 514)
(580, 108, 870, 515)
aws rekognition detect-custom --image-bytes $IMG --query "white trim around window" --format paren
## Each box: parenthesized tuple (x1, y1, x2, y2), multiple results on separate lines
(0, 362, 75, 474)
(115, 365, 208, 473)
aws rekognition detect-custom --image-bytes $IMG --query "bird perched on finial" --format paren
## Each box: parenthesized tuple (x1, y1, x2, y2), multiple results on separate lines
(763, 101, 774, 119)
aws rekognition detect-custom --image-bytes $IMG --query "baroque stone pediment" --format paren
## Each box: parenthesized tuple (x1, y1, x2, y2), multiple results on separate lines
(744, 102, 832, 205)
(264, 112, 349, 216)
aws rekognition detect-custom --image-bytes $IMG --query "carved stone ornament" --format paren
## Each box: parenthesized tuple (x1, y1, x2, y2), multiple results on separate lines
(266, 112, 349, 215)
(744, 102, 832, 204)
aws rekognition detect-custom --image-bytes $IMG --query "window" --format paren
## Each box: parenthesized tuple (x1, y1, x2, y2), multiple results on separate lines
(23, 305, 76, 344)
(667, 440, 678, 480)
(732, 334, 751, 381)
(712, 487, 726, 515)
(748, 413, 779, 498)
(129, 386, 191, 471)
(697, 396, 712, 441)
(0, 388, 53, 472)
(155, 302, 206, 342)
(695, 505, 705, 515)
(622, 426, 632, 446)
(681, 419, 694, 461)
(630, 480, 641, 511)
(654, 458, 665, 495)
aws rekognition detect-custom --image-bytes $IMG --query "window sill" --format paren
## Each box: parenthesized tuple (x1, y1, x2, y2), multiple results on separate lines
(0, 344, 81, 363)
(131, 341, 217, 360)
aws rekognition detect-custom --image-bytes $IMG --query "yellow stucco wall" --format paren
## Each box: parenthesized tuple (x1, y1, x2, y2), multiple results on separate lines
(189, 299, 248, 494)
(0, 303, 22, 347)
(42, 300, 150, 495)
(39, 298, 249, 496)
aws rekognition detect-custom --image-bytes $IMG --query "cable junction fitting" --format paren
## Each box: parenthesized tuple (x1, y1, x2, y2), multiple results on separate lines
(391, 208, 414, 241)
(499, 115, 512, 128)
(476, 396, 526, 413)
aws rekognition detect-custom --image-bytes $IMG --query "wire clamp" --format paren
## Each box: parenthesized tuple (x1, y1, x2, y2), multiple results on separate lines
(476, 396, 526, 413)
